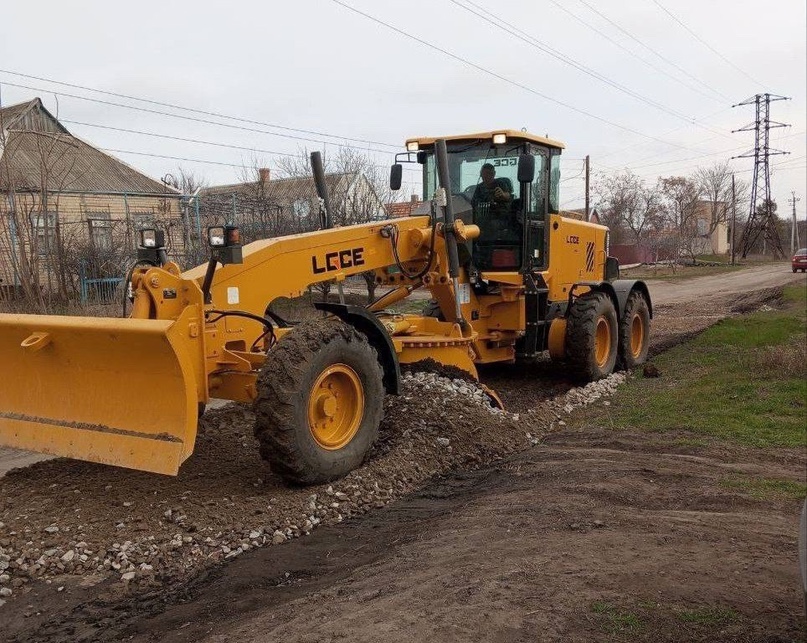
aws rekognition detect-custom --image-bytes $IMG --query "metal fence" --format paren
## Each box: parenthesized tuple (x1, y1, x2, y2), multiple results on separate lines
(0, 189, 360, 306)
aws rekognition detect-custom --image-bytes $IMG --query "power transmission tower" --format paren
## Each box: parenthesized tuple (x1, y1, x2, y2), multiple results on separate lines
(731, 93, 790, 259)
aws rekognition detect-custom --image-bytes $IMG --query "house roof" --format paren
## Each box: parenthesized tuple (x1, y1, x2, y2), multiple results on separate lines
(0, 98, 177, 195)
(386, 199, 423, 218)
(0, 99, 68, 133)
(202, 172, 358, 203)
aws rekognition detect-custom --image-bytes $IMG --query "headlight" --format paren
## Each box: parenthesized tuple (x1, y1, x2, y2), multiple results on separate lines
(139, 228, 162, 248)
(208, 225, 240, 248)
(406, 141, 419, 151)
(208, 226, 226, 247)
(492, 133, 507, 145)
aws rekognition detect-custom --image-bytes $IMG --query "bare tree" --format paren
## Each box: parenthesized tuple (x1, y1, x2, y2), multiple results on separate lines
(594, 170, 662, 246)
(693, 161, 731, 241)
(164, 167, 206, 195)
(0, 109, 79, 310)
(275, 147, 391, 301)
(162, 167, 209, 265)
(659, 175, 702, 263)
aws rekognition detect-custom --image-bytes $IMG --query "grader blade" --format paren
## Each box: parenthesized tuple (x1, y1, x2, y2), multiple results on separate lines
(0, 314, 201, 475)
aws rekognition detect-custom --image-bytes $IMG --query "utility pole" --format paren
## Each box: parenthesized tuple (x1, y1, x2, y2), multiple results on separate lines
(789, 192, 801, 254)
(584, 155, 590, 222)
(732, 93, 790, 259)
(731, 173, 737, 265)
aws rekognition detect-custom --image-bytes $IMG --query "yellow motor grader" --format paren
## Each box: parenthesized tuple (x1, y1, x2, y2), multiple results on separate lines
(0, 130, 650, 484)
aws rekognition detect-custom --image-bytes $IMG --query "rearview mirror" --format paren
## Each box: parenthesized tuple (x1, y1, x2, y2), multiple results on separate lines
(517, 154, 535, 183)
(390, 164, 403, 191)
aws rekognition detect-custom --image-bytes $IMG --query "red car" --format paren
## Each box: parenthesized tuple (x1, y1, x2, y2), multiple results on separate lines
(793, 248, 807, 272)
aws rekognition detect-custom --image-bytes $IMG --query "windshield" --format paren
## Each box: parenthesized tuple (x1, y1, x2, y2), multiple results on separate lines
(424, 141, 524, 200)
(421, 139, 556, 271)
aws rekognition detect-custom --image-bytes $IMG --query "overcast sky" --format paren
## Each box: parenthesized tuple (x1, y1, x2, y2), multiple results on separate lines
(1, 0, 804, 219)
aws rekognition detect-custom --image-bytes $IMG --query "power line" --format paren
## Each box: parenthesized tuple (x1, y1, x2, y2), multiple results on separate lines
(593, 107, 736, 164)
(0, 80, 398, 157)
(0, 68, 399, 149)
(594, 135, 803, 180)
(771, 165, 806, 173)
(628, 145, 746, 171)
(651, 1, 764, 88)
(101, 148, 253, 169)
(604, 127, 805, 173)
(69, 121, 301, 159)
(575, 0, 732, 102)
(561, 159, 587, 183)
(449, 0, 729, 136)
(547, 0, 726, 105)
(102, 148, 423, 187)
(329, 0, 706, 154)
(62, 119, 422, 174)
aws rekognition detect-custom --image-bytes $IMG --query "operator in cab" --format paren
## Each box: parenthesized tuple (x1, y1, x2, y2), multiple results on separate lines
(469, 162, 519, 271)
(472, 163, 512, 213)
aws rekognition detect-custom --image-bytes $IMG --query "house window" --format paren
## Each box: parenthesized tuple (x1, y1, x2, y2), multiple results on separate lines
(87, 212, 113, 251)
(30, 212, 57, 254)
(697, 218, 708, 236)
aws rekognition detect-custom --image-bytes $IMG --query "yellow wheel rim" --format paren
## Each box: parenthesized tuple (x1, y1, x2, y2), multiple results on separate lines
(594, 316, 611, 368)
(630, 313, 645, 358)
(307, 363, 364, 450)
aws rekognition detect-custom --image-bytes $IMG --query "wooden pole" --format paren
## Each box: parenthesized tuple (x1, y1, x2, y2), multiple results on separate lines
(731, 174, 737, 265)
(584, 155, 590, 222)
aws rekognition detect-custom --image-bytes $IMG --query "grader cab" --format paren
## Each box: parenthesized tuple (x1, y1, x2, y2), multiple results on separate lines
(0, 130, 651, 485)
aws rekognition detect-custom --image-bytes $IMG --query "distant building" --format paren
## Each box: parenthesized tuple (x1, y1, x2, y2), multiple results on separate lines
(691, 200, 729, 255)
(386, 195, 424, 218)
(200, 169, 386, 242)
(605, 200, 729, 266)
(0, 97, 182, 297)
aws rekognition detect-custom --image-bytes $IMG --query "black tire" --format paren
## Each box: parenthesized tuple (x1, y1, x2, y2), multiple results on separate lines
(422, 299, 445, 320)
(565, 292, 618, 381)
(617, 290, 651, 370)
(253, 320, 384, 486)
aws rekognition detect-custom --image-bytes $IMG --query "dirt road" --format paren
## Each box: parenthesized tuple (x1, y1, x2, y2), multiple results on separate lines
(645, 262, 800, 305)
(123, 432, 804, 643)
(0, 264, 804, 642)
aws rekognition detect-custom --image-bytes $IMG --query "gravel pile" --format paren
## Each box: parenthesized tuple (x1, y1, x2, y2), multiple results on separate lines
(557, 372, 628, 415)
(0, 369, 630, 603)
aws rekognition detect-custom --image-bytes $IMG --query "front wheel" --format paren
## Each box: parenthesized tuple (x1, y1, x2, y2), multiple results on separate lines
(565, 292, 618, 381)
(254, 320, 384, 485)
(617, 291, 651, 370)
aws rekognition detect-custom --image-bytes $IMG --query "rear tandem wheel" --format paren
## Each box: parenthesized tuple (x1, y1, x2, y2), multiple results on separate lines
(253, 320, 384, 485)
(617, 290, 650, 370)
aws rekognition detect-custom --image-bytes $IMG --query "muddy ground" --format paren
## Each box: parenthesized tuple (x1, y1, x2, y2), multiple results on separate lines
(124, 431, 805, 643)
(0, 268, 804, 641)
